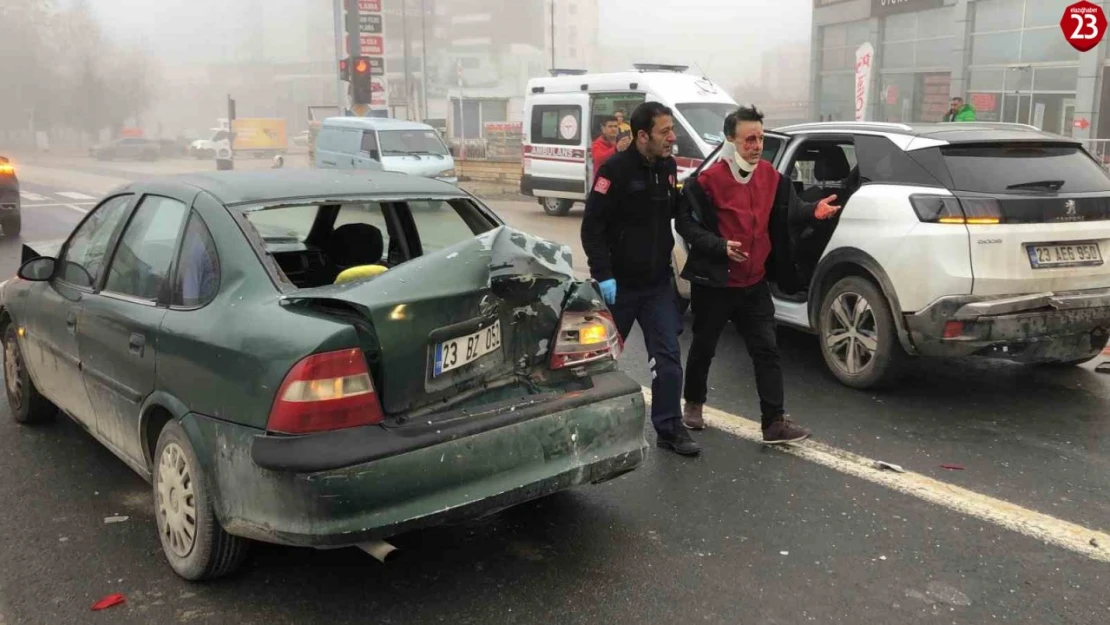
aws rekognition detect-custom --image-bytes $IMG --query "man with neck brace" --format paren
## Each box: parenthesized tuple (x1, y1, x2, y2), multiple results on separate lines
(675, 105, 840, 444)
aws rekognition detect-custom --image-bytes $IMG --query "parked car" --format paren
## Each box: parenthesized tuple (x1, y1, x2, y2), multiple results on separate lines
(90, 137, 160, 161)
(676, 121, 1110, 388)
(315, 117, 457, 184)
(0, 156, 19, 236)
(1, 169, 646, 581)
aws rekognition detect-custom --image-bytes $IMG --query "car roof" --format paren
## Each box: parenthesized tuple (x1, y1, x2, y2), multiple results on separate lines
(320, 116, 436, 132)
(158, 169, 466, 207)
(771, 121, 1080, 145)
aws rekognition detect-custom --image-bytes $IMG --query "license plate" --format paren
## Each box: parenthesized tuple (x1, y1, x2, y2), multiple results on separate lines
(1027, 241, 1103, 269)
(433, 320, 502, 377)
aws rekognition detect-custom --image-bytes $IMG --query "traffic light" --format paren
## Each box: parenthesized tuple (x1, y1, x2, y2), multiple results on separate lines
(339, 57, 350, 82)
(350, 56, 373, 104)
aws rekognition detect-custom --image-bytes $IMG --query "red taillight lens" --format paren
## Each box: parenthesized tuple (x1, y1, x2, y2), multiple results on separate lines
(549, 311, 623, 370)
(267, 348, 384, 434)
(943, 321, 964, 339)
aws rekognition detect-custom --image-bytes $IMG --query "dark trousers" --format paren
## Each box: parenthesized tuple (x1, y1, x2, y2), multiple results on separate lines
(609, 276, 683, 435)
(684, 280, 785, 429)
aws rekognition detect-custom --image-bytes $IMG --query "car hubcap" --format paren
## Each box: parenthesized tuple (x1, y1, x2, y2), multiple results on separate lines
(4, 338, 23, 409)
(157, 443, 197, 558)
(826, 292, 878, 375)
(544, 198, 560, 211)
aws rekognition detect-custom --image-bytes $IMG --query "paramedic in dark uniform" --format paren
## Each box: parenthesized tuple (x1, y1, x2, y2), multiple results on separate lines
(581, 101, 699, 457)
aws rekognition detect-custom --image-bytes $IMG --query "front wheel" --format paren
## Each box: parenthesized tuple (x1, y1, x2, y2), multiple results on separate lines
(154, 420, 249, 581)
(818, 276, 908, 389)
(3, 324, 56, 424)
(541, 197, 573, 216)
(2, 215, 21, 237)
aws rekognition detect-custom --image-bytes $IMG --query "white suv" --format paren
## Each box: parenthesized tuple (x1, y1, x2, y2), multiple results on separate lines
(674, 121, 1110, 389)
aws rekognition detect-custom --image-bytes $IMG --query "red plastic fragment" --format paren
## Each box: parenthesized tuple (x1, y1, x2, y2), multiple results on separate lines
(91, 593, 126, 611)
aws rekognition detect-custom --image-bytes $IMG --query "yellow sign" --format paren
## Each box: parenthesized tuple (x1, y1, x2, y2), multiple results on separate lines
(230, 118, 287, 151)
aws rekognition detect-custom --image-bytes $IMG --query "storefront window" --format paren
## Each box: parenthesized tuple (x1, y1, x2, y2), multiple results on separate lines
(972, 31, 1022, 65)
(879, 72, 951, 123)
(1034, 67, 1079, 92)
(968, 70, 1005, 92)
(818, 73, 855, 121)
(1024, 0, 1077, 28)
(1020, 27, 1081, 64)
(880, 8, 954, 70)
(973, 0, 1024, 33)
(883, 13, 916, 42)
(882, 42, 915, 69)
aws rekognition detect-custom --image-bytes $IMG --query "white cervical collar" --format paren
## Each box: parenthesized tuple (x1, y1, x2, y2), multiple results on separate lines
(722, 142, 757, 183)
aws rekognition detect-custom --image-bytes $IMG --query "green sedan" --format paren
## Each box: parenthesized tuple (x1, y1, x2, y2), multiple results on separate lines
(1, 169, 648, 581)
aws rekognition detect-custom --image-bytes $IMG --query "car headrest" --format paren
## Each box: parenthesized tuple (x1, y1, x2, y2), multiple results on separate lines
(815, 147, 851, 181)
(328, 223, 384, 268)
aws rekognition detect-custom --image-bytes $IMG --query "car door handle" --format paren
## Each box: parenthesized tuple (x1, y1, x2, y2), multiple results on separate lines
(66, 311, 78, 334)
(129, 333, 146, 357)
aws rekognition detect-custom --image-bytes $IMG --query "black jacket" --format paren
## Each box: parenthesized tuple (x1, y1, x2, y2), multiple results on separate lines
(581, 148, 678, 289)
(674, 168, 821, 293)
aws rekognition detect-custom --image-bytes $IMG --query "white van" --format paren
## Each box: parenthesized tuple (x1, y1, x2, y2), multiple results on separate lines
(520, 64, 737, 217)
(315, 117, 457, 183)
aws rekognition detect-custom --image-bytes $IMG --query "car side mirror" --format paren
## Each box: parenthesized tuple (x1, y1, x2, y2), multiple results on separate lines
(18, 257, 56, 281)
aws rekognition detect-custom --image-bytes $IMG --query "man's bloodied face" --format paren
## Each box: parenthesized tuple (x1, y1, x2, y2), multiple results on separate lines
(731, 120, 764, 166)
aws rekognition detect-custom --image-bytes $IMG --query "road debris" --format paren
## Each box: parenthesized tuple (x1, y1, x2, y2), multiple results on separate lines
(940, 464, 965, 471)
(874, 461, 906, 473)
(1092, 538, 1101, 548)
(103, 516, 129, 524)
(91, 594, 125, 611)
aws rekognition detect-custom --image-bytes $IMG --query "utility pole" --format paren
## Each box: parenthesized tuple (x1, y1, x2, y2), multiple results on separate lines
(550, 0, 555, 69)
(333, 0, 346, 112)
(402, 0, 413, 120)
(421, 0, 429, 123)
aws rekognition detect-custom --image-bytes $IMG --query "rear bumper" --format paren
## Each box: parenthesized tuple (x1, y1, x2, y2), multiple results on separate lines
(185, 371, 648, 547)
(905, 288, 1110, 360)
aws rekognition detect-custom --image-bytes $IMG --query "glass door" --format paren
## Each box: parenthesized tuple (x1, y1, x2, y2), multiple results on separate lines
(1061, 99, 1076, 137)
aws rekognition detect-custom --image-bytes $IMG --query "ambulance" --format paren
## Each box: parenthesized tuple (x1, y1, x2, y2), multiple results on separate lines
(520, 63, 738, 217)
(520, 63, 738, 311)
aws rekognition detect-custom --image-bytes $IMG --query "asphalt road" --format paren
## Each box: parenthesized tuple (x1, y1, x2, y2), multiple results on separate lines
(0, 160, 1108, 624)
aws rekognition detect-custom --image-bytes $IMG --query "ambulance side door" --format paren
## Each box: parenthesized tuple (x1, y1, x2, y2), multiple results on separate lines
(524, 93, 590, 205)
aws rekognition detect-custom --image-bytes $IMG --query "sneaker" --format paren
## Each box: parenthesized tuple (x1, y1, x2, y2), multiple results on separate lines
(657, 427, 702, 456)
(682, 402, 705, 430)
(762, 418, 811, 445)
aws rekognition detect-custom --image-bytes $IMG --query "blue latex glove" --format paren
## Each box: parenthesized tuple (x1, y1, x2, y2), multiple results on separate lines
(599, 279, 617, 305)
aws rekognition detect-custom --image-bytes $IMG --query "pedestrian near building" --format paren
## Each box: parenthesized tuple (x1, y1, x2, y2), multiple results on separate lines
(581, 101, 700, 457)
(944, 97, 976, 122)
(591, 115, 631, 178)
(675, 105, 840, 444)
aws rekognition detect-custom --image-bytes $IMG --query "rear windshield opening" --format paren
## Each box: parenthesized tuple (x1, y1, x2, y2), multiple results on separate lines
(241, 198, 497, 289)
(939, 143, 1110, 194)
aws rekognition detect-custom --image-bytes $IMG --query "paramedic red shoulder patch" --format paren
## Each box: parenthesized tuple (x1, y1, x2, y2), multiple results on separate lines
(594, 177, 611, 194)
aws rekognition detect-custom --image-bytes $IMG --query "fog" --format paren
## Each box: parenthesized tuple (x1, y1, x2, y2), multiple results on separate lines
(1, 0, 813, 147)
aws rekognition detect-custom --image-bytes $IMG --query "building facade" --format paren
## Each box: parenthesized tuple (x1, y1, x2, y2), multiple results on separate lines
(811, 0, 1109, 138)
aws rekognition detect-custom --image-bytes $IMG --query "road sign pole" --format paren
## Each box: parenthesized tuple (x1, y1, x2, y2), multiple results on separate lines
(334, 0, 346, 111)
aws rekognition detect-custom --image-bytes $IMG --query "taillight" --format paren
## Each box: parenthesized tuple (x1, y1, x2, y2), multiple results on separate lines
(549, 311, 623, 370)
(267, 348, 384, 434)
(910, 194, 1001, 225)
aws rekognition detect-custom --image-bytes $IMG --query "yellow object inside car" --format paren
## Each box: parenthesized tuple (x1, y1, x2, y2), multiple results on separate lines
(335, 264, 388, 284)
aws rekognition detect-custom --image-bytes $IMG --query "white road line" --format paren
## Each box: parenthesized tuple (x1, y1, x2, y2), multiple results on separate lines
(56, 191, 95, 200)
(16, 201, 91, 211)
(641, 388, 1110, 564)
(63, 204, 89, 214)
(19, 191, 48, 201)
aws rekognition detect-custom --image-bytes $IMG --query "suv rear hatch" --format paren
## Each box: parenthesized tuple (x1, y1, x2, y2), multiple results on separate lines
(283, 226, 619, 419)
(939, 142, 1110, 296)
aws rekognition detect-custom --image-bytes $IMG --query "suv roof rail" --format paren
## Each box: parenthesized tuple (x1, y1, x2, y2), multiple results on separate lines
(632, 63, 689, 73)
(944, 121, 1042, 131)
(776, 121, 914, 132)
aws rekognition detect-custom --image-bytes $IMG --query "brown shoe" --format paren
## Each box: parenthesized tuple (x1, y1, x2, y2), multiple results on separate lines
(762, 418, 810, 445)
(682, 402, 705, 430)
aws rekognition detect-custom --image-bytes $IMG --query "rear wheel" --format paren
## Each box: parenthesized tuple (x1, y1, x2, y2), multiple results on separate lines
(3, 324, 56, 424)
(154, 420, 249, 581)
(2, 215, 20, 237)
(541, 198, 573, 216)
(818, 276, 907, 389)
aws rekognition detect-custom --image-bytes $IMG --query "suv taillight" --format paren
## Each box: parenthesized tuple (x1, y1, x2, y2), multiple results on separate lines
(910, 194, 1001, 225)
(267, 348, 384, 434)
(549, 311, 623, 370)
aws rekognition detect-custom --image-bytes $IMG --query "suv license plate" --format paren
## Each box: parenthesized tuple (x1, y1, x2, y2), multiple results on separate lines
(1027, 242, 1103, 269)
(433, 321, 502, 377)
